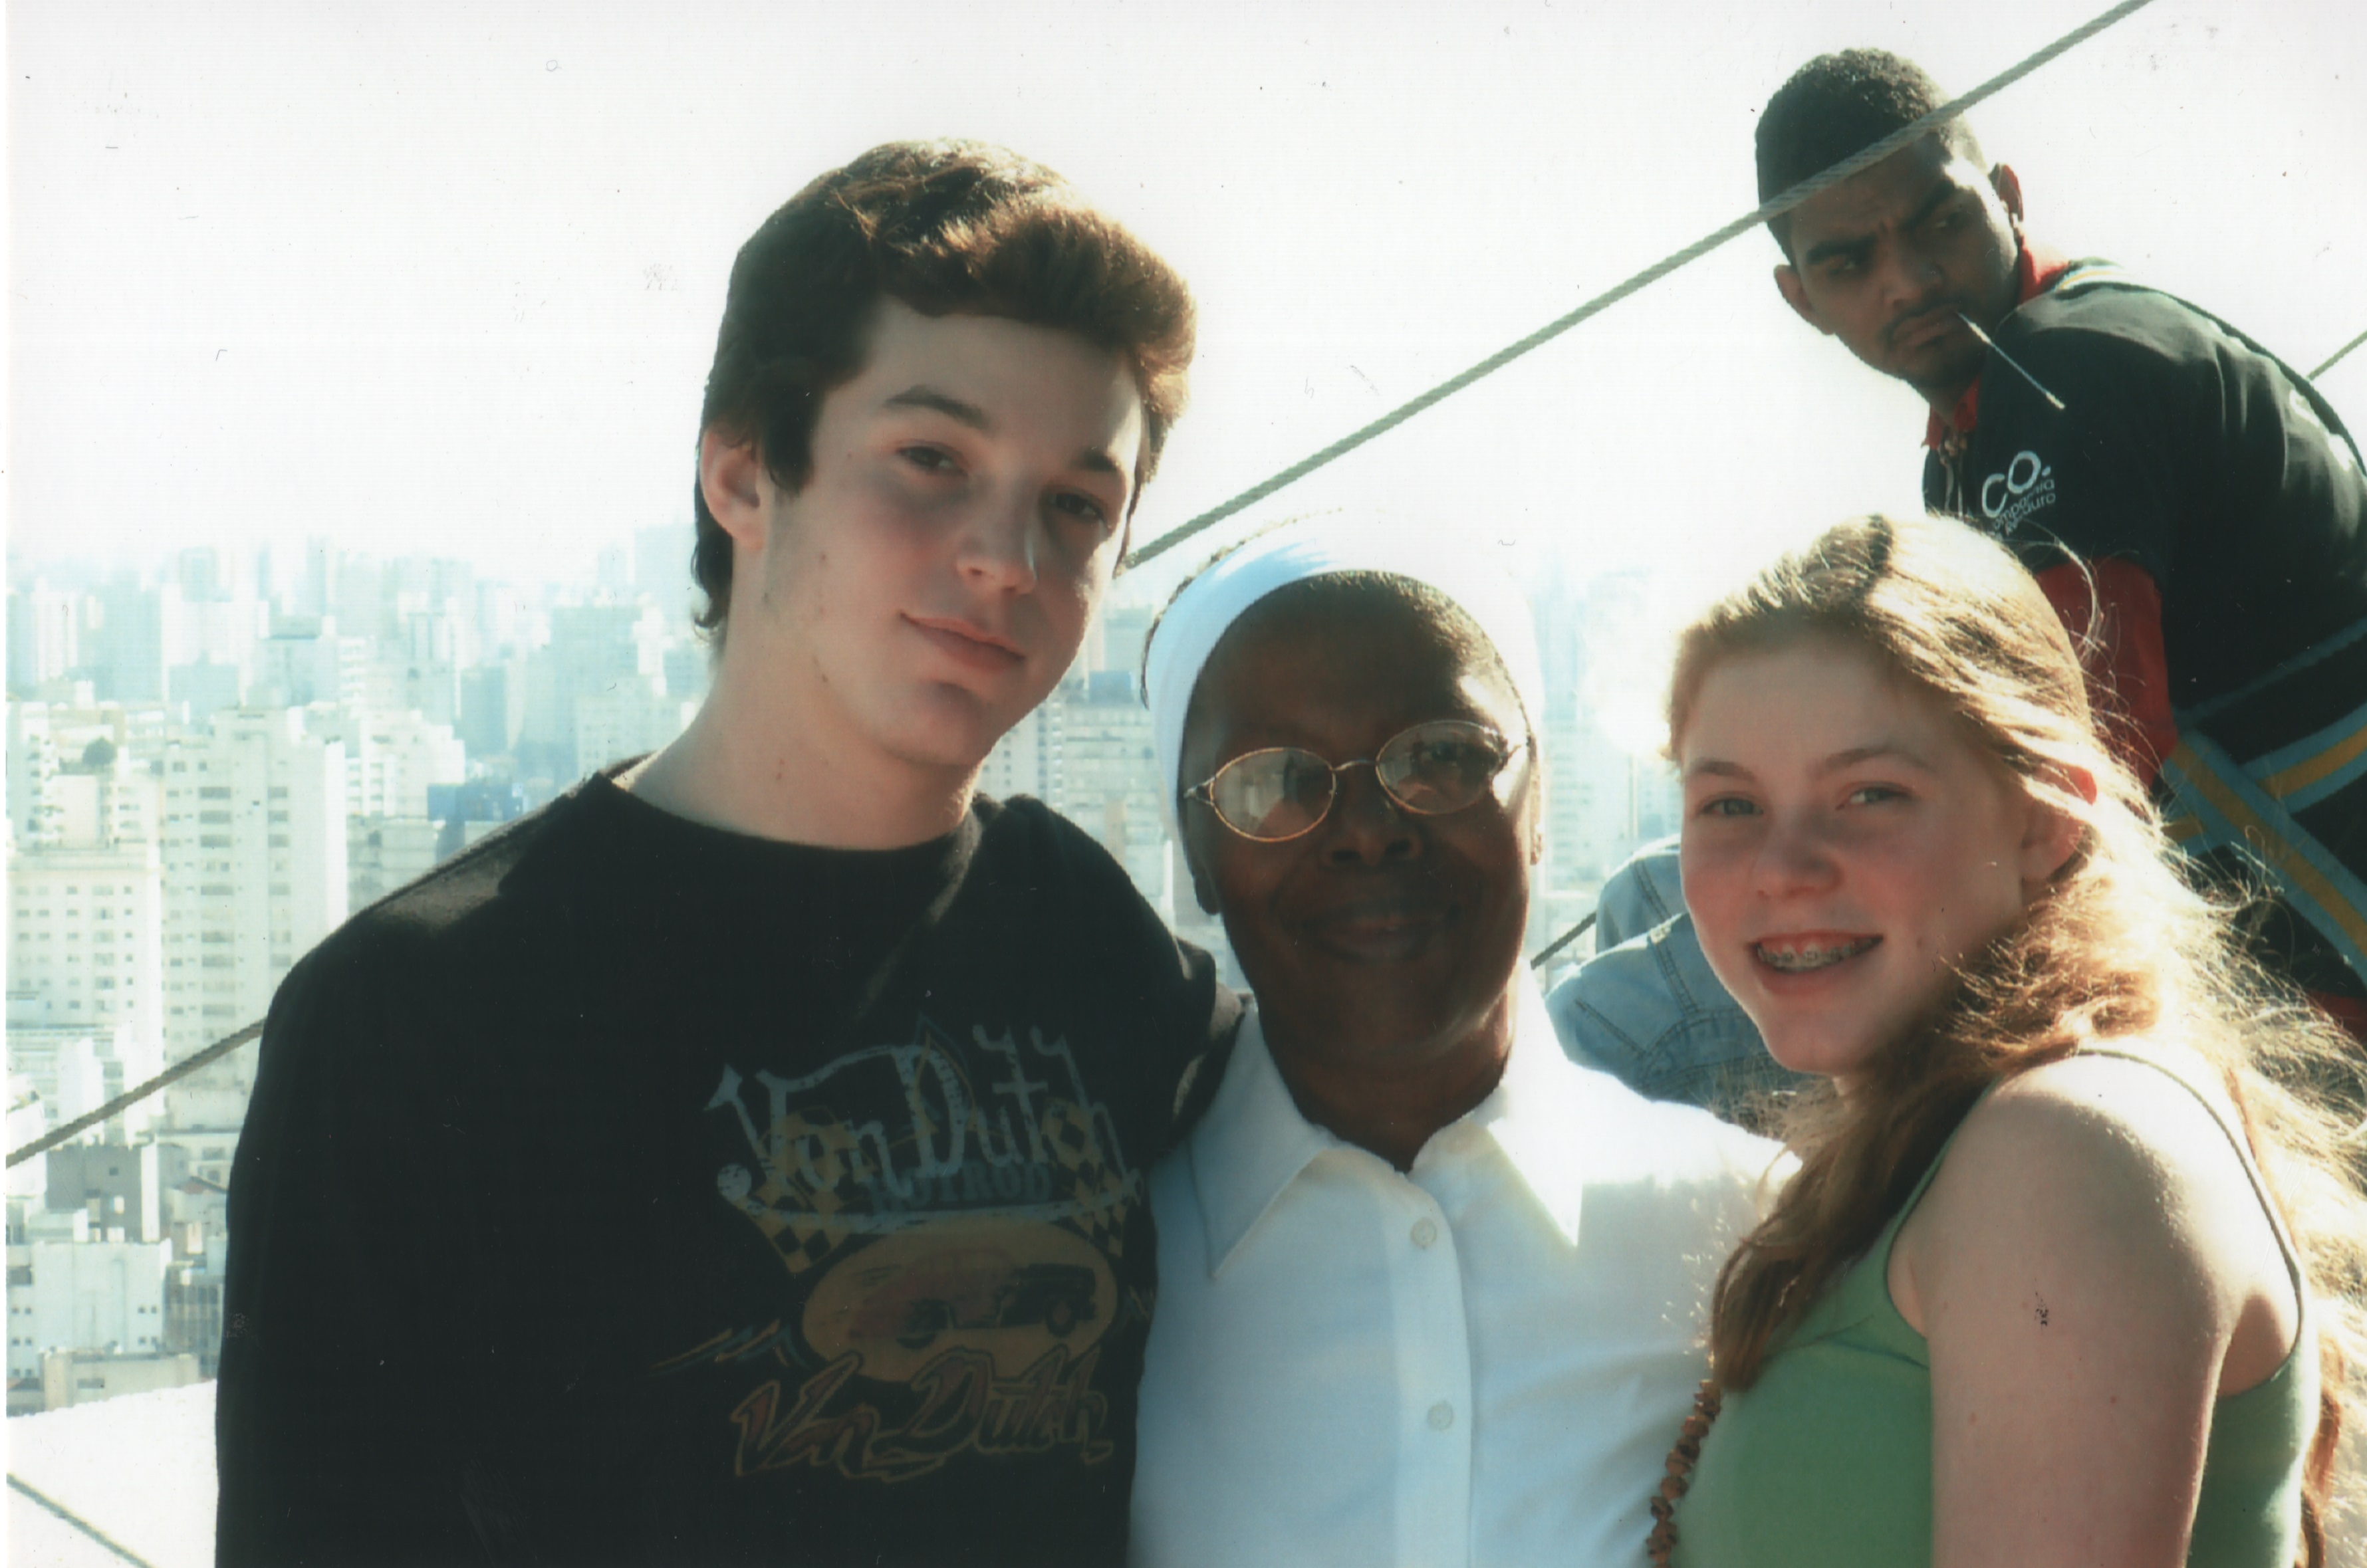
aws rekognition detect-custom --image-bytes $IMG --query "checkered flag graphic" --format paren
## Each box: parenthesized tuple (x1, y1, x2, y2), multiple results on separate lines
(746, 1111, 860, 1277)
(1039, 1099, 1136, 1260)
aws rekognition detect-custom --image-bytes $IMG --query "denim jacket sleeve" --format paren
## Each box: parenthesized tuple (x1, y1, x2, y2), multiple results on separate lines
(1549, 840, 1803, 1121)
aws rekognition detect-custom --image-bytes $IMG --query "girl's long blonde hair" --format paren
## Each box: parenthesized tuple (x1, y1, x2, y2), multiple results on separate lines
(1674, 516, 2367, 1560)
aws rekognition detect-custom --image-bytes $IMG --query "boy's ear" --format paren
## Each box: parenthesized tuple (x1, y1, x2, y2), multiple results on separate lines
(700, 431, 771, 554)
(1774, 264, 1829, 334)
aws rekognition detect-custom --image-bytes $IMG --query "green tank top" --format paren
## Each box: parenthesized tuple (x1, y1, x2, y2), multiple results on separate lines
(1669, 1048, 2317, 1567)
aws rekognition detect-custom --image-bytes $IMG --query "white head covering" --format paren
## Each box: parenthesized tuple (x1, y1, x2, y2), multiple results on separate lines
(1142, 514, 1546, 837)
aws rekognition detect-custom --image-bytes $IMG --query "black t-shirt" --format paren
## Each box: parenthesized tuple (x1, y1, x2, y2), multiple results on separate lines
(1924, 261, 2367, 713)
(1924, 262, 2367, 999)
(217, 774, 1238, 1566)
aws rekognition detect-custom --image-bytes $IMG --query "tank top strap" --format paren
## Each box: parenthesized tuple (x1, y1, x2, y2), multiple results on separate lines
(2066, 1045, 2309, 1301)
(1872, 1081, 1999, 1258)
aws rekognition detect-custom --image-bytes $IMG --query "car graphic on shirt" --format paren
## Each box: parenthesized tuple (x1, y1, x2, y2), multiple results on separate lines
(886, 1262, 1099, 1349)
(804, 1219, 1120, 1381)
(842, 1248, 1100, 1351)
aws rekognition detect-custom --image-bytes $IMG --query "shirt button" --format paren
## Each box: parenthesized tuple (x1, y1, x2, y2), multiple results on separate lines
(1411, 1218, 1439, 1248)
(1427, 1401, 1455, 1430)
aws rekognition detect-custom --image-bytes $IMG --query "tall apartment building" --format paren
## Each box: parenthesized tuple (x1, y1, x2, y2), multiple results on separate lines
(9, 709, 170, 1145)
(978, 703, 1058, 803)
(520, 603, 669, 778)
(151, 1113, 244, 1244)
(574, 672, 697, 776)
(8, 847, 166, 1048)
(7, 582, 83, 693)
(254, 618, 370, 711)
(354, 593, 473, 730)
(459, 658, 526, 760)
(33, 753, 164, 851)
(6, 1208, 173, 1390)
(8, 700, 64, 845)
(6, 1080, 45, 1198)
(43, 1143, 164, 1245)
(158, 709, 346, 1065)
(166, 548, 269, 717)
(7, 1017, 166, 1147)
(87, 579, 181, 705)
(327, 707, 467, 820)
(634, 523, 697, 619)
(348, 816, 441, 913)
(1048, 670, 1173, 918)
(5, 1026, 110, 1135)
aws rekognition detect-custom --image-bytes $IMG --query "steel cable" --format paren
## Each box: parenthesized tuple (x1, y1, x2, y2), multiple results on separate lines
(1122, 0, 2161, 570)
(2310, 326, 2367, 382)
(2, 0, 2168, 1172)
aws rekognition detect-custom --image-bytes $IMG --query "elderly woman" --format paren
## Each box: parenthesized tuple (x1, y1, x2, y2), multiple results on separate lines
(1127, 516, 1783, 1568)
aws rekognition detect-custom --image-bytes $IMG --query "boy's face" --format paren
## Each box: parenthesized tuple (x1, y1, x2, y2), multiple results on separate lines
(715, 300, 1146, 776)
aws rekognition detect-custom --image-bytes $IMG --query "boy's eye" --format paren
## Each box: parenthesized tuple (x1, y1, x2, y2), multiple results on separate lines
(900, 445, 959, 473)
(1051, 491, 1113, 529)
(1697, 796, 1759, 819)
(1846, 784, 1904, 806)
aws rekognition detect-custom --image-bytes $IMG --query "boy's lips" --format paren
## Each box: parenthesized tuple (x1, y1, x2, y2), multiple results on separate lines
(907, 614, 1025, 671)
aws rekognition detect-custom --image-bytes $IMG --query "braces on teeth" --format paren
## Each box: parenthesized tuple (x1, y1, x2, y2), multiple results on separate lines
(1757, 937, 1878, 972)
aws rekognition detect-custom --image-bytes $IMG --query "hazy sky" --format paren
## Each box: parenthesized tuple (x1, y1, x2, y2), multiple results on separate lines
(10, 0, 2365, 623)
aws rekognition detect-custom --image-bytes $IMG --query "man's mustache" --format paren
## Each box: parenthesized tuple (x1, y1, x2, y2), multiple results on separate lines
(1881, 296, 1969, 349)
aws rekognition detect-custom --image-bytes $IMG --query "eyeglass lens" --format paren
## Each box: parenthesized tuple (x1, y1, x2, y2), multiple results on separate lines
(1203, 720, 1511, 841)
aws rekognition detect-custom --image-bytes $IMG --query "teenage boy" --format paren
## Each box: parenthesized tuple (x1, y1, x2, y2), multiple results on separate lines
(217, 140, 1236, 1567)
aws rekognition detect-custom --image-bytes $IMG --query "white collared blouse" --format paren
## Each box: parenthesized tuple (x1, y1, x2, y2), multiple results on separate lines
(1132, 978, 1783, 1568)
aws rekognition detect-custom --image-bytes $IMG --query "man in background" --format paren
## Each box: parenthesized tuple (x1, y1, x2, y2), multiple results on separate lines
(1759, 48, 2367, 1032)
(1557, 49, 2367, 1106)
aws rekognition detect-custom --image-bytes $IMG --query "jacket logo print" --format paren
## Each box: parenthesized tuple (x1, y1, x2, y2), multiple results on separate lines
(1979, 449, 2057, 534)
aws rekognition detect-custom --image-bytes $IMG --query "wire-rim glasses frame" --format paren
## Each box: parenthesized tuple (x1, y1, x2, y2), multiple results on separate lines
(1184, 718, 1531, 843)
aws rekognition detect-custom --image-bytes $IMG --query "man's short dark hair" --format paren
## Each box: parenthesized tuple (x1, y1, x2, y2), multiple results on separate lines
(690, 139, 1195, 639)
(1755, 50, 1985, 255)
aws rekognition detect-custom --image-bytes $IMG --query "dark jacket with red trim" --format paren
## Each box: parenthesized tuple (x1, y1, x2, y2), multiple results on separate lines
(1923, 255, 2367, 1006)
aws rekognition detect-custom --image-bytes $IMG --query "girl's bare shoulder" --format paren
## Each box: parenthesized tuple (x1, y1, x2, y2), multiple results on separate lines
(1901, 1042, 2293, 1389)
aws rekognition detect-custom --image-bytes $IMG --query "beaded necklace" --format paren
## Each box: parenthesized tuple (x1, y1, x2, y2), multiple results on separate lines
(1644, 1379, 1723, 1565)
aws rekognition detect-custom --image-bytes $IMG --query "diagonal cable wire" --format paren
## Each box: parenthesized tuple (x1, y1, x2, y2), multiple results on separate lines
(1529, 911, 1597, 971)
(1123, 0, 2161, 570)
(7, 1475, 160, 1567)
(6, 1022, 263, 1169)
(0, 0, 2163, 1174)
(2310, 326, 2367, 381)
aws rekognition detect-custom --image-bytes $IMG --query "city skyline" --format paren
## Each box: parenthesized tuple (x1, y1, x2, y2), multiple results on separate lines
(5, 524, 1672, 1433)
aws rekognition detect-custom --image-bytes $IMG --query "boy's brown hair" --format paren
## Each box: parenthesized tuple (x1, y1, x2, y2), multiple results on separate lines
(692, 139, 1195, 639)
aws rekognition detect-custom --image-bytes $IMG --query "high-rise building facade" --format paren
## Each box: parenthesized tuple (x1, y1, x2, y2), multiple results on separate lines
(158, 710, 346, 1064)
(1049, 669, 1173, 918)
(573, 673, 696, 777)
(8, 847, 166, 1048)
